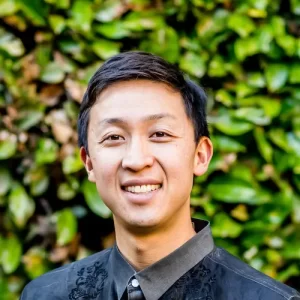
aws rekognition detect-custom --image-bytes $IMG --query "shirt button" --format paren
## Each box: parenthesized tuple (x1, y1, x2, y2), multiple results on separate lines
(131, 278, 139, 287)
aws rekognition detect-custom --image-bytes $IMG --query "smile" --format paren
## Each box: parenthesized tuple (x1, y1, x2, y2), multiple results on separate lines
(123, 184, 161, 193)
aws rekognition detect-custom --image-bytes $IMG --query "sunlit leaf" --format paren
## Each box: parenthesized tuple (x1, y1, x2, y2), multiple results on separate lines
(70, 0, 93, 32)
(209, 114, 253, 136)
(35, 138, 59, 165)
(82, 179, 111, 218)
(254, 127, 273, 162)
(56, 208, 77, 246)
(0, 137, 17, 160)
(212, 213, 243, 238)
(228, 13, 256, 37)
(207, 176, 258, 204)
(40, 62, 65, 84)
(92, 39, 120, 60)
(0, 29, 25, 57)
(23, 247, 50, 279)
(8, 183, 35, 228)
(179, 51, 206, 78)
(0, 0, 19, 17)
(0, 168, 12, 196)
(0, 235, 22, 274)
(62, 151, 84, 174)
(265, 64, 289, 92)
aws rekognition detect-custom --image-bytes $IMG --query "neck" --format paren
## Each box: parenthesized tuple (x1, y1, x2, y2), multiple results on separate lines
(114, 209, 196, 271)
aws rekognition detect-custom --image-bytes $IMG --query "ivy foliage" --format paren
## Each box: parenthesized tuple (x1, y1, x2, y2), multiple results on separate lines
(0, 0, 300, 298)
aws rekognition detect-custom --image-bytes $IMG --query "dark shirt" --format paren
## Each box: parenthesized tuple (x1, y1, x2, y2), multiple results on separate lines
(21, 219, 300, 300)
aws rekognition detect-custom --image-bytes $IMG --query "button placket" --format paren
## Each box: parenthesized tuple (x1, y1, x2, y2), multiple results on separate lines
(127, 277, 145, 300)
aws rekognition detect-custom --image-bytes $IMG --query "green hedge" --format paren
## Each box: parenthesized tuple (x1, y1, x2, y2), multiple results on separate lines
(1, 0, 300, 298)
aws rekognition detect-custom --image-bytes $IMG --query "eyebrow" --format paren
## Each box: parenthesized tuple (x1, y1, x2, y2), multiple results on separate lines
(98, 113, 176, 127)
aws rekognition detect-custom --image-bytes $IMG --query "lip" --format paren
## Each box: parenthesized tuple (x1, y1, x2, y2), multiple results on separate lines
(122, 187, 161, 205)
(121, 178, 162, 187)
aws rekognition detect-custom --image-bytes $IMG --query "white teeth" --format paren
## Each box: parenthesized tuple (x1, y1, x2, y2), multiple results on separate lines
(124, 184, 161, 193)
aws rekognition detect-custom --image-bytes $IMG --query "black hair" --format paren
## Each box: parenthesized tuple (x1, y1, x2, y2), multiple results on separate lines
(77, 51, 209, 152)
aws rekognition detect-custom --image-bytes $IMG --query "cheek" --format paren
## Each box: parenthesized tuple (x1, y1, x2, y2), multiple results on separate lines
(91, 150, 121, 184)
(155, 143, 195, 179)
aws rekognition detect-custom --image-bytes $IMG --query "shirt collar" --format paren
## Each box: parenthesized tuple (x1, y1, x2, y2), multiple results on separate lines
(111, 218, 214, 300)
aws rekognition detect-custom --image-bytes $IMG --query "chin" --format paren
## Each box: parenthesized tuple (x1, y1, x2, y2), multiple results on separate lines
(122, 215, 163, 231)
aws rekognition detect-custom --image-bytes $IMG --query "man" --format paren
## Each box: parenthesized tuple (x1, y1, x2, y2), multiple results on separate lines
(21, 52, 300, 299)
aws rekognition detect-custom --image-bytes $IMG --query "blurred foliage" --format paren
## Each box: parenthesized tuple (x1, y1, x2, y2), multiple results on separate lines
(0, 0, 300, 298)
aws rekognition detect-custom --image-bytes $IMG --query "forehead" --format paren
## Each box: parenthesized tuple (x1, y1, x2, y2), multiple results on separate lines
(90, 80, 188, 121)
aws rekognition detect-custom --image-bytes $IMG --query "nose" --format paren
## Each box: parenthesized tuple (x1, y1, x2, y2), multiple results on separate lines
(121, 137, 154, 172)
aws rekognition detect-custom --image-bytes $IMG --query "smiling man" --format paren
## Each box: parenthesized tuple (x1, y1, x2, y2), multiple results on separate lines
(21, 52, 300, 300)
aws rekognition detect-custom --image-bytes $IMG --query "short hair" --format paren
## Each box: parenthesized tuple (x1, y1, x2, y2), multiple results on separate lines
(78, 51, 209, 153)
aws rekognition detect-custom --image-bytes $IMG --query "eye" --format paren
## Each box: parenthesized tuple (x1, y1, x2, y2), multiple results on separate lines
(100, 134, 125, 144)
(106, 135, 123, 141)
(152, 132, 168, 138)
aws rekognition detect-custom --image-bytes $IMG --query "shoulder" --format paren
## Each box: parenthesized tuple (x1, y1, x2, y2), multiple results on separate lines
(206, 247, 300, 300)
(20, 247, 112, 300)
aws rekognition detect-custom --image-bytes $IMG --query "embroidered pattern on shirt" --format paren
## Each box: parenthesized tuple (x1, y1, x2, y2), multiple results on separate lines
(160, 263, 216, 300)
(69, 261, 108, 299)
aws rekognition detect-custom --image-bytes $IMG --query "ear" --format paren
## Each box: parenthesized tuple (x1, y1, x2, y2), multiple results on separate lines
(80, 146, 96, 182)
(193, 137, 213, 177)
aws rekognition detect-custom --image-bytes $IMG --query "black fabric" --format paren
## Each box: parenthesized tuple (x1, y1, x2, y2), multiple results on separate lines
(20, 219, 300, 300)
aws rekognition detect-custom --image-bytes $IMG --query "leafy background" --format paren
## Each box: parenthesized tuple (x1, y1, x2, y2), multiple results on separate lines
(0, 0, 300, 298)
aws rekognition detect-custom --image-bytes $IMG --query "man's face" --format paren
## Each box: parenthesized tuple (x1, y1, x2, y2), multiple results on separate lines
(81, 80, 212, 231)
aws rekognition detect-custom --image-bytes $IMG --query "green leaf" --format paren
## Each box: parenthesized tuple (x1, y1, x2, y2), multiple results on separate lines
(40, 62, 65, 84)
(19, 0, 47, 25)
(247, 72, 266, 88)
(140, 27, 180, 63)
(291, 0, 300, 15)
(45, 0, 70, 8)
(35, 138, 59, 165)
(95, 21, 131, 39)
(0, 136, 17, 160)
(276, 35, 296, 56)
(282, 242, 300, 259)
(277, 264, 300, 283)
(179, 52, 206, 78)
(82, 179, 111, 218)
(0, 0, 19, 17)
(57, 182, 76, 200)
(269, 128, 292, 152)
(0, 29, 25, 57)
(8, 183, 35, 228)
(0, 235, 22, 274)
(92, 39, 120, 60)
(70, 0, 93, 32)
(270, 15, 285, 35)
(237, 96, 281, 118)
(23, 166, 49, 196)
(215, 89, 235, 107)
(289, 64, 300, 84)
(209, 114, 253, 136)
(234, 37, 259, 61)
(23, 247, 50, 279)
(228, 13, 256, 37)
(14, 109, 44, 131)
(56, 208, 77, 246)
(212, 213, 243, 238)
(49, 15, 66, 34)
(254, 127, 273, 163)
(0, 168, 12, 196)
(62, 151, 84, 174)
(265, 64, 289, 92)
(207, 176, 258, 204)
(123, 11, 165, 31)
(233, 107, 270, 125)
(95, 0, 125, 22)
(208, 55, 227, 77)
(211, 135, 246, 153)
